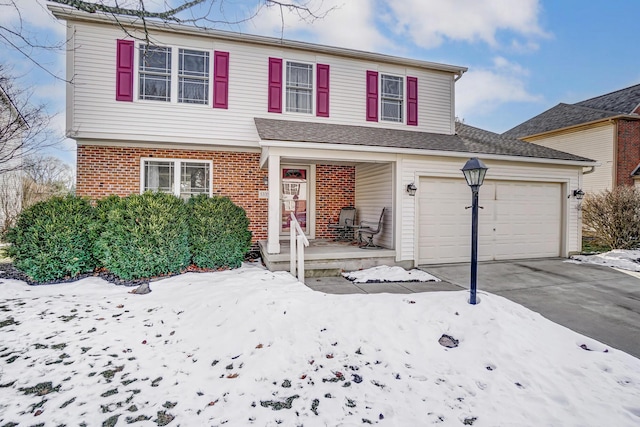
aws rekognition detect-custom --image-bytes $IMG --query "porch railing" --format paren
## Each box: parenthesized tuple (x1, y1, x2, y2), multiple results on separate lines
(289, 212, 309, 283)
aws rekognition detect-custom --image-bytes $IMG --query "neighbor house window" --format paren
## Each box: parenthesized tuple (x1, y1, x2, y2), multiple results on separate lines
(142, 159, 211, 199)
(286, 61, 313, 113)
(139, 45, 172, 101)
(178, 49, 210, 104)
(381, 74, 403, 122)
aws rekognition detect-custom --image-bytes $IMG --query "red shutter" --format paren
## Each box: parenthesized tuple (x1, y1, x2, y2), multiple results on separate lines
(116, 39, 134, 102)
(268, 57, 283, 113)
(213, 51, 229, 109)
(366, 70, 378, 122)
(407, 76, 418, 126)
(316, 63, 330, 117)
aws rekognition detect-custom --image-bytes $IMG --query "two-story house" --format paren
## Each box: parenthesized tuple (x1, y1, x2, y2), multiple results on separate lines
(504, 84, 640, 193)
(50, 4, 595, 272)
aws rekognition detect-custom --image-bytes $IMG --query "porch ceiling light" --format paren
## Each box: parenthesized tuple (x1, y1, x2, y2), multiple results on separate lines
(406, 182, 417, 196)
(461, 157, 488, 190)
(573, 189, 585, 200)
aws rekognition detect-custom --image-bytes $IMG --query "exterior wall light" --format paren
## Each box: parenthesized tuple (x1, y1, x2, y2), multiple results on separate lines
(461, 157, 489, 305)
(573, 189, 584, 199)
(262, 176, 269, 186)
(406, 182, 417, 196)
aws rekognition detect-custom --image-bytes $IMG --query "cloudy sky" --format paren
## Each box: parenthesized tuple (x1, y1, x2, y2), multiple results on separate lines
(3, 0, 640, 166)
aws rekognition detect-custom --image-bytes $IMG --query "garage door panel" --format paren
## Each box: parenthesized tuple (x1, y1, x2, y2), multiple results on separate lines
(418, 178, 561, 264)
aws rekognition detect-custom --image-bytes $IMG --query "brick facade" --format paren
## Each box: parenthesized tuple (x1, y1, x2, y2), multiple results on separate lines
(616, 119, 640, 186)
(315, 165, 356, 239)
(76, 145, 355, 243)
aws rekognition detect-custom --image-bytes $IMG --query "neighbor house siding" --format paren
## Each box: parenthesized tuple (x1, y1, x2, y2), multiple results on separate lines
(355, 163, 394, 249)
(399, 156, 582, 263)
(67, 21, 457, 148)
(76, 144, 268, 242)
(524, 124, 615, 193)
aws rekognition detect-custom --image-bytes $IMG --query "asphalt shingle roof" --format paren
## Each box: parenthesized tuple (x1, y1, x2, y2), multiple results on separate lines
(503, 84, 640, 138)
(254, 118, 593, 163)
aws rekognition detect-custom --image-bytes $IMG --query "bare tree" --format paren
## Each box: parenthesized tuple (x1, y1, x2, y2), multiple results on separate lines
(0, 69, 59, 175)
(21, 154, 74, 206)
(2, 1, 332, 77)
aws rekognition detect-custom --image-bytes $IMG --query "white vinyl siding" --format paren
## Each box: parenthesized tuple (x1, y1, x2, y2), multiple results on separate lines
(525, 124, 615, 193)
(355, 163, 394, 249)
(67, 22, 457, 147)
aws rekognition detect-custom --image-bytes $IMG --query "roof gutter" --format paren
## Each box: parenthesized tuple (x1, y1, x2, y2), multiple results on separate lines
(48, 4, 468, 75)
(259, 140, 597, 167)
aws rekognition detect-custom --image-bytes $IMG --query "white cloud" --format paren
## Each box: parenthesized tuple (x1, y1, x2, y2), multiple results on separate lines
(0, 0, 66, 36)
(245, 0, 389, 51)
(456, 57, 542, 118)
(385, 0, 547, 49)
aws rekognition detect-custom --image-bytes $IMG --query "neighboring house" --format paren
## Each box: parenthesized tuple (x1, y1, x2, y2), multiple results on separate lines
(504, 84, 640, 193)
(0, 85, 25, 233)
(50, 4, 595, 268)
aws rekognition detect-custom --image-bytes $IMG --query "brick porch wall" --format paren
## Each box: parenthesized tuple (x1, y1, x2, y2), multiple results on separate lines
(315, 165, 356, 239)
(616, 120, 640, 186)
(77, 145, 268, 242)
(77, 145, 356, 243)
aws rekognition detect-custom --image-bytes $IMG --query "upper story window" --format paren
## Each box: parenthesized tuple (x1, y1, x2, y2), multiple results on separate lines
(178, 49, 210, 104)
(381, 74, 403, 122)
(138, 45, 210, 104)
(142, 159, 211, 200)
(286, 61, 313, 114)
(139, 46, 172, 102)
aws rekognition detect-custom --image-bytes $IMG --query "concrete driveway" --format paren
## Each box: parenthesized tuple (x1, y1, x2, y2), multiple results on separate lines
(421, 258, 640, 359)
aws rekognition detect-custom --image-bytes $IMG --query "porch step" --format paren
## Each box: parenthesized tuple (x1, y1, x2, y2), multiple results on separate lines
(258, 240, 412, 277)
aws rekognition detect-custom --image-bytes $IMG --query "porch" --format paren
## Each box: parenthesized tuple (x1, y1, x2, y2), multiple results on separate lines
(258, 239, 409, 278)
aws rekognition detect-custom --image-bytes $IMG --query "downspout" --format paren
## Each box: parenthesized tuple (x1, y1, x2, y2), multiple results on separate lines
(582, 166, 596, 175)
(613, 120, 619, 186)
(454, 70, 466, 82)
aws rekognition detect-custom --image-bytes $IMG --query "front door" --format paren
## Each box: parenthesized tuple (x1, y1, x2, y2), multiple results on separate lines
(281, 167, 309, 234)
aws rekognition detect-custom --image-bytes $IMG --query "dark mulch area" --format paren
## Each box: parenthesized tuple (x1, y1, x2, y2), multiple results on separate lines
(0, 251, 263, 287)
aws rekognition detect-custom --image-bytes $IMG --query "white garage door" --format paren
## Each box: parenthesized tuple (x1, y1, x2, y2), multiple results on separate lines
(418, 177, 562, 264)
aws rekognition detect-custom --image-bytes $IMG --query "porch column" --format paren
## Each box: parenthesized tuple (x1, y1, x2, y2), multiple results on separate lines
(267, 154, 281, 254)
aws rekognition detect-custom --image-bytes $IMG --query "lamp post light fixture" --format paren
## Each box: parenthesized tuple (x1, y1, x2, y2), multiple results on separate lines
(461, 157, 489, 305)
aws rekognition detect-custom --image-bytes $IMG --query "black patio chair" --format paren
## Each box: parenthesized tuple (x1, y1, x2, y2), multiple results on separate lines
(327, 207, 356, 241)
(357, 207, 385, 248)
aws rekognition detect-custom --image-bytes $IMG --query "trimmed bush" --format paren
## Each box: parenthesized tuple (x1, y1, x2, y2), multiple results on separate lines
(582, 186, 640, 250)
(6, 195, 97, 282)
(95, 192, 190, 280)
(188, 195, 252, 269)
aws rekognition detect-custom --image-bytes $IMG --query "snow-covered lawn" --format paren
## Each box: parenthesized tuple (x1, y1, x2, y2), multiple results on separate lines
(1, 264, 639, 426)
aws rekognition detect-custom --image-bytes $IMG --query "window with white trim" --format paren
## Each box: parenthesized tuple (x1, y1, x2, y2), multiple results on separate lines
(142, 159, 211, 200)
(139, 45, 211, 105)
(139, 46, 172, 101)
(286, 61, 313, 114)
(178, 49, 209, 104)
(381, 74, 403, 122)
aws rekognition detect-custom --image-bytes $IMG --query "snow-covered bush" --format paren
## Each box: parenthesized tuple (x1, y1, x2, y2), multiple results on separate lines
(6, 195, 97, 282)
(187, 194, 251, 269)
(94, 192, 190, 279)
(582, 186, 640, 250)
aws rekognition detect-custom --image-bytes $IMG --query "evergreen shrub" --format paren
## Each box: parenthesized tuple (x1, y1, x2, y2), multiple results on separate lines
(6, 195, 97, 282)
(95, 192, 190, 279)
(188, 195, 252, 269)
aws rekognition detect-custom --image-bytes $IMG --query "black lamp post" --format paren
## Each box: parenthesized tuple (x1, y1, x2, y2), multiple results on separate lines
(461, 157, 488, 305)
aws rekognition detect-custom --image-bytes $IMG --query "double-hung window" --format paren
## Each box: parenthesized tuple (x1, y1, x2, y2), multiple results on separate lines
(138, 45, 211, 104)
(286, 61, 313, 114)
(381, 74, 404, 122)
(139, 46, 172, 101)
(178, 49, 209, 104)
(142, 159, 211, 200)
